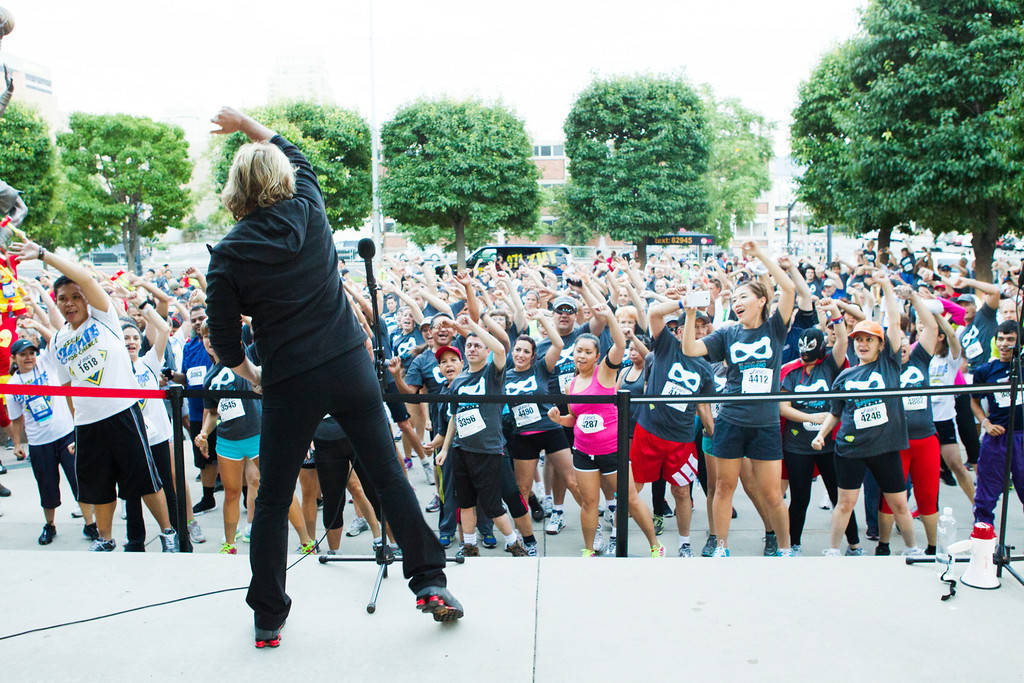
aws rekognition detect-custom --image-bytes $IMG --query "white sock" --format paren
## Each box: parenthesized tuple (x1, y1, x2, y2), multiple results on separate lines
(464, 533, 477, 546)
(552, 504, 564, 513)
(679, 536, 690, 549)
(504, 532, 519, 547)
(373, 536, 382, 545)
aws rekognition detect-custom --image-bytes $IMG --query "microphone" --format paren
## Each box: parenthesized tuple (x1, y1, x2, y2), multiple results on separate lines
(358, 237, 376, 261)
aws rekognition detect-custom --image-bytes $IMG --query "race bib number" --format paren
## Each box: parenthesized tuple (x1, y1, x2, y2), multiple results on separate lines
(802, 421, 820, 433)
(995, 391, 1012, 409)
(741, 368, 772, 394)
(26, 396, 52, 423)
(72, 348, 104, 379)
(903, 395, 927, 411)
(662, 381, 691, 413)
(1, 281, 14, 299)
(513, 403, 541, 427)
(558, 373, 573, 392)
(578, 413, 604, 434)
(218, 398, 245, 422)
(965, 341, 984, 360)
(455, 408, 486, 438)
(854, 403, 888, 429)
(187, 366, 206, 386)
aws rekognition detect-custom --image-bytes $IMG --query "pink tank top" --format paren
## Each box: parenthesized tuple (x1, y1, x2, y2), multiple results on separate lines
(569, 372, 618, 455)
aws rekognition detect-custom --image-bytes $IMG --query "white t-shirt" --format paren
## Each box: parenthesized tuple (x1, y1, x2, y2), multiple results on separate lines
(54, 302, 139, 425)
(134, 348, 172, 446)
(929, 347, 961, 422)
(5, 349, 75, 445)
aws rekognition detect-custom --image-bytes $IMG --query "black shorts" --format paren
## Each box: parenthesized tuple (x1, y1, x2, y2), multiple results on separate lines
(452, 446, 505, 519)
(386, 398, 410, 424)
(189, 418, 217, 468)
(572, 448, 618, 475)
(29, 431, 77, 509)
(934, 419, 958, 446)
(712, 420, 783, 461)
(75, 405, 162, 504)
(508, 428, 571, 461)
(835, 451, 906, 493)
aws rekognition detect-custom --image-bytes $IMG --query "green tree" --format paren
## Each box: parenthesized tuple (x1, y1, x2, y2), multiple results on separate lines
(58, 113, 193, 274)
(701, 88, 774, 244)
(380, 97, 541, 269)
(791, 41, 908, 249)
(546, 184, 592, 245)
(210, 101, 372, 229)
(563, 74, 710, 264)
(0, 102, 60, 241)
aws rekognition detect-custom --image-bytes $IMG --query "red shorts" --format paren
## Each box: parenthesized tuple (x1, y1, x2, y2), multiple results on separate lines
(630, 423, 698, 486)
(880, 435, 940, 516)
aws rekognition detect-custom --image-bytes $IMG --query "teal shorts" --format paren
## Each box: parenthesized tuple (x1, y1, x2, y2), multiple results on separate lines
(215, 433, 260, 461)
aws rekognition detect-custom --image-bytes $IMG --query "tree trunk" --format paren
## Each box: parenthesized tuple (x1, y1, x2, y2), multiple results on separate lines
(454, 220, 467, 272)
(636, 240, 648, 267)
(121, 225, 135, 275)
(973, 203, 1001, 285)
(877, 224, 893, 253)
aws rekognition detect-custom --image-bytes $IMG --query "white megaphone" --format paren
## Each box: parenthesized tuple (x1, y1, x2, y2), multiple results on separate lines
(947, 522, 1000, 590)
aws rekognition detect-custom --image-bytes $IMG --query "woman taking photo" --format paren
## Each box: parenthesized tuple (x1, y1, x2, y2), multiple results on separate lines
(682, 243, 796, 557)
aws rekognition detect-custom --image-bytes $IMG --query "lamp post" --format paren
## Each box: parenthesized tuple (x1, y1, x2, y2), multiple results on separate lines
(786, 199, 797, 253)
(369, 0, 383, 261)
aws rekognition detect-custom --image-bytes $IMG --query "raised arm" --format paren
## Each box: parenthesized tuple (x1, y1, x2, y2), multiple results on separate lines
(139, 302, 170, 360)
(10, 240, 112, 313)
(901, 286, 939, 356)
(461, 313, 506, 371)
(211, 106, 275, 143)
(744, 242, 795, 324)
(936, 312, 960, 359)
(876, 272, 903, 354)
(818, 297, 848, 367)
(530, 309, 563, 372)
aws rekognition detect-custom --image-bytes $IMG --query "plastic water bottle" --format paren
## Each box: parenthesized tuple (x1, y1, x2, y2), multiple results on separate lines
(935, 507, 957, 577)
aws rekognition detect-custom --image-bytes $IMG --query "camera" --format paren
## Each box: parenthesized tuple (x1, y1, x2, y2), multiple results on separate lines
(686, 290, 711, 308)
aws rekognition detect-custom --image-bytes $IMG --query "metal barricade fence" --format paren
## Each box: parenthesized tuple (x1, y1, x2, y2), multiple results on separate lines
(0, 381, 1006, 557)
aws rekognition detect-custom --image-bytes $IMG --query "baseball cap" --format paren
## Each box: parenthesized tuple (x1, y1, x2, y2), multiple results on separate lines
(850, 320, 885, 341)
(552, 296, 578, 313)
(11, 338, 38, 355)
(434, 345, 463, 362)
(956, 294, 977, 305)
(420, 316, 433, 329)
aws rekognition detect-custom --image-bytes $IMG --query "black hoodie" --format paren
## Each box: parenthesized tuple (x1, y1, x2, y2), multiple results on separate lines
(205, 136, 366, 387)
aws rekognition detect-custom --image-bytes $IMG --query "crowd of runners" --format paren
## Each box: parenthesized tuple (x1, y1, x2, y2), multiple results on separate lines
(1, 232, 1023, 559)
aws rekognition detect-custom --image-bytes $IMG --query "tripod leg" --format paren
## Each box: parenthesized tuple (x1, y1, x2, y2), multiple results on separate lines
(367, 562, 387, 614)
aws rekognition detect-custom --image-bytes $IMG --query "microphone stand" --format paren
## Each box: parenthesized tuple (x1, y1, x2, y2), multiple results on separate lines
(994, 268, 1024, 586)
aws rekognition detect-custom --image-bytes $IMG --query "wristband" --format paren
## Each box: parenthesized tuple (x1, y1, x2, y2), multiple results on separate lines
(678, 299, 684, 310)
(831, 317, 843, 324)
(38, 247, 46, 261)
(139, 300, 150, 311)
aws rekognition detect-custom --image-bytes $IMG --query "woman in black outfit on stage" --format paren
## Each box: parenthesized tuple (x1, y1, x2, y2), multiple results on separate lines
(205, 107, 461, 648)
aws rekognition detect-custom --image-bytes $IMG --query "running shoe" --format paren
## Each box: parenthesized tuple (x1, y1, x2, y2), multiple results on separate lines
(159, 529, 179, 553)
(528, 494, 544, 522)
(391, 544, 403, 560)
(345, 516, 369, 537)
(661, 505, 675, 519)
(653, 515, 664, 536)
(940, 469, 956, 487)
(89, 538, 116, 552)
(439, 533, 453, 548)
(415, 586, 464, 623)
(866, 527, 880, 541)
(701, 535, 717, 557)
(192, 498, 216, 516)
(822, 548, 842, 557)
(299, 540, 317, 555)
(404, 457, 413, 470)
(188, 519, 206, 544)
(71, 506, 84, 519)
(593, 528, 605, 554)
(524, 540, 538, 557)
(481, 532, 498, 549)
(220, 543, 237, 555)
(243, 525, 252, 543)
(462, 543, 479, 557)
(421, 459, 435, 485)
(38, 523, 56, 545)
(316, 497, 323, 510)
(778, 547, 794, 557)
(604, 507, 616, 528)
(845, 547, 865, 556)
(902, 546, 924, 557)
(0, 482, 10, 497)
(83, 523, 99, 541)
(542, 495, 553, 517)
(678, 543, 692, 558)
(818, 492, 833, 510)
(791, 544, 802, 557)
(712, 546, 729, 558)
(0, 460, 6, 474)
(650, 543, 666, 558)
(545, 510, 565, 535)
(581, 548, 596, 558)
(875, 543, 891, 556)
(763, 532, 779, 557)
(425, 495, 441, 513)
(254, 623, 284, 649)
(506, 541, 529, 557)
(120, 501, 127, 520)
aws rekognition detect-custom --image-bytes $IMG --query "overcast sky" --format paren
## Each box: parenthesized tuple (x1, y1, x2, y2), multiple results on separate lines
(7, 0, 865, 155)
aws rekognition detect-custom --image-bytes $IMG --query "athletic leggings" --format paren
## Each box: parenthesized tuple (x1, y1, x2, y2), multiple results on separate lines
(311, 436, 377, 531)
(881, 435, 940, 515)
(783, 450, 859, 547)
(954, 393, 980, 465)
(125, 440, 178, 545)
(248, 347, 446, 631)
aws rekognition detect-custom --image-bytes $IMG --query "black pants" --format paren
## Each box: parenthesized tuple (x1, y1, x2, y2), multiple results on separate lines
(784, 449, 859, 547)
(247, 347, 446, 630)
(954, 393, 980, 465)
(312, 436, 377, 531)
(125, 440, 178, 546)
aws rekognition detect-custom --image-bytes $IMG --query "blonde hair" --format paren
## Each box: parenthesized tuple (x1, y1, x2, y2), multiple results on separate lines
(222, 142, 296, 220)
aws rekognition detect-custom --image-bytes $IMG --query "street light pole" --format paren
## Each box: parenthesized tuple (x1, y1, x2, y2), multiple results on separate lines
(786, 199, 797, 252)
(369, 0, 383, 262)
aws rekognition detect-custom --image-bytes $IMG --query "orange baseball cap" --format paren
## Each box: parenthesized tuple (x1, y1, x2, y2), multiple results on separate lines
(850, 320, 885, 341)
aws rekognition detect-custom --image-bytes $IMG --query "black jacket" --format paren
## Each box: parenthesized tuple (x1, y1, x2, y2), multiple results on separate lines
(205, 136, 366, 387)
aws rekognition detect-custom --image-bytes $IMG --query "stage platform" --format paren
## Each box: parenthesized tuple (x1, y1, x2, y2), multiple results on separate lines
(2, 550, 1021, 682)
